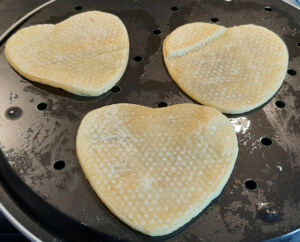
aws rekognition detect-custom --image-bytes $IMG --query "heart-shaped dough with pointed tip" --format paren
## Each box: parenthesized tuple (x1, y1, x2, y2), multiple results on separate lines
(5, 11, 129, 96)
(76, 103, 238, 236)
(163, 23, 288, 114)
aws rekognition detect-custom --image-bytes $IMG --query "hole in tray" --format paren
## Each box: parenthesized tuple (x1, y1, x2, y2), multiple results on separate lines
(261, 137, 272, 146)
(245, 179, 257, 190)
(298, 42, 300, 47)
(133, 56, 142, 62)
(54, 160, 65, 170)
(211, 17, 219, 23)
(37, 103, 47, 111)
(264, 6, 272, 11)
(275, 101, 285, 108)
(287, 69, 296, 76)
(158, 102, 168, 108)
(170, 6, 178, 11)
(153, 29, 161, 35)
(74, 6, 82, 11)
(111, 86, 121, 93)
(4, 107, 23, 120)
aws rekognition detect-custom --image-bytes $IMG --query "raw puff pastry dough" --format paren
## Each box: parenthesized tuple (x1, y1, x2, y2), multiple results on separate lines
(76, 103, 238, 236)
(163, 23, 288, 114)
(5, 11, 129, 96)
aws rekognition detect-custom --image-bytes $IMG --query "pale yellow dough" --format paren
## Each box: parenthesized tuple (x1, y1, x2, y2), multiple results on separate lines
(5, 11, 129, 96)
(163, 23, 289, 114)
(76, 103, 238, 236)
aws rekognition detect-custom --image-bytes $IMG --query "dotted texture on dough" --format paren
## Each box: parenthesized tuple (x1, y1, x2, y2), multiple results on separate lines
(5, 11, 129, 96)
(163, 24, 289, 114)
(76, 103, 238, 236)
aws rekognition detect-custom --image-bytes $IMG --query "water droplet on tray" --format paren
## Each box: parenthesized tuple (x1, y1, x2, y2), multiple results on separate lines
(4, 107, 23, 120)
(257, 202, 279, 223)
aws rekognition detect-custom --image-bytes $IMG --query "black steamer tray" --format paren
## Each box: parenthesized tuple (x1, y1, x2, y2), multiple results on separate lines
(0, 0, 300, 241)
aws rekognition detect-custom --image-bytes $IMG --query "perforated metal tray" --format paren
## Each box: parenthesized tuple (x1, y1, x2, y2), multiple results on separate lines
(0, 0, 300, 241)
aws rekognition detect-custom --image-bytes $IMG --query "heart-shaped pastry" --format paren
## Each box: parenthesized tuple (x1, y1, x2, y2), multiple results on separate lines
(76, 103, 238, 236)
(5, 11, 129, 96)
(163, 23, 288, 114)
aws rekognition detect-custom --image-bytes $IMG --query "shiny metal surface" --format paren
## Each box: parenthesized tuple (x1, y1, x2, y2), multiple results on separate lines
(0, 0, 56, 44)
(0, 203, 41, 242)
(282, 0, 300, 9)
(0, 0, 299, 241)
